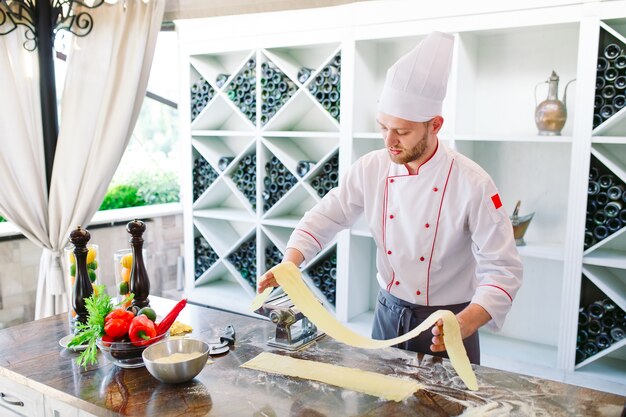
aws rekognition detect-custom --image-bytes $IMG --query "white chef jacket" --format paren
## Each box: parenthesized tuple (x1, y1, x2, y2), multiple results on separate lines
(287, 140, 523, 330)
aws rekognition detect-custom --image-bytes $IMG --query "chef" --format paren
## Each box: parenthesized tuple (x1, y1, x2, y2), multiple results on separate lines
(258, 31, 523, 364)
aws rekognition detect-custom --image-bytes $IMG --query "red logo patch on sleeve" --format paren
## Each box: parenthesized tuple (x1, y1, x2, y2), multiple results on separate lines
(491, 193, 502, 209)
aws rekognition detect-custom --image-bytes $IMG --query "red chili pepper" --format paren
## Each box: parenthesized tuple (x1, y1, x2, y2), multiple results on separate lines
(156, 299, 187, 336)
(129, 315, 157, 347)
(104, 308, 134, 338)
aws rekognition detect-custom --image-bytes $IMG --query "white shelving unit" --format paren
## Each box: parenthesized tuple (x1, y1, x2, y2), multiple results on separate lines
(177, 0, 626, 395)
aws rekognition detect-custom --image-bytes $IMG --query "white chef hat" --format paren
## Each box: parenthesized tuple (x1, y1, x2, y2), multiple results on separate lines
(377, 31, 455, 122)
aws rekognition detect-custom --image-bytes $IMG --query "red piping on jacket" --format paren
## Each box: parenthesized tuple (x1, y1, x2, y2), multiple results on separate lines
(296, 228, 322, 250)
(479, 284, 513, 302)
(426, 159, 455, 305)
(382, 173, 396, 292)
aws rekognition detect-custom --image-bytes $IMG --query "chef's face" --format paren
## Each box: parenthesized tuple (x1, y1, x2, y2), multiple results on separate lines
(377, 113, 437, 165)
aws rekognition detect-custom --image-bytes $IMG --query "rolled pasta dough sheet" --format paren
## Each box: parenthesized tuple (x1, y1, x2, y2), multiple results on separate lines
(251, 262, 478, 391)
(241, 351, 422, 402)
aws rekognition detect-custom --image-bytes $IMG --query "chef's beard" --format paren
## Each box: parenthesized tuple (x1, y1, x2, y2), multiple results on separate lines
(388, 130, 429, 165)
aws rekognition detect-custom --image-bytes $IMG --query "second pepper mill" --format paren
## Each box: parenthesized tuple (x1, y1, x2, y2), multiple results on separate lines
(69, 226, 94, 329)
(127, 219, 150, 309)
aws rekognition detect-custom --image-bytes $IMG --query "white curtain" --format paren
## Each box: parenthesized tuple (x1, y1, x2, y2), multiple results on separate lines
(0, 0, 165, 319)
(39, 0, 165, 318)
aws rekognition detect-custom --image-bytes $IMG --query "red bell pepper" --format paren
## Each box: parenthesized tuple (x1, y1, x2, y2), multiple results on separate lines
(104, 308, 134, 339)
(156, 298, 187, 336)
(129, 315, 157, 347)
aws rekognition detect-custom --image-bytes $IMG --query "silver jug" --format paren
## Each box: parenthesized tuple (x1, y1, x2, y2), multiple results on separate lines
(535, 71, 575, 136)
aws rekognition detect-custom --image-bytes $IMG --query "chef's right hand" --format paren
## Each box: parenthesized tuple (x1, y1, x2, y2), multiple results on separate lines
(257, 269, 278, 293)
(257, 248, 306, 294)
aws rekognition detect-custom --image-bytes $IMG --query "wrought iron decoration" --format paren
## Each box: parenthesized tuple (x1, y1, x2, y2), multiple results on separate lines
(0, 0, 106, 51)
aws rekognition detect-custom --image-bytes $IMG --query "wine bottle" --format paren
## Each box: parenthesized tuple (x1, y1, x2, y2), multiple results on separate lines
(596, 77, 606, 91)
(601, 84, 616, 99)
(588, 301, 606, 319)
(604, 43, 622, 60)
(606, 217, 622, 233)
(577, 328, 589, 344)
(614, 95, 626, 110)
(587, 318, 603, 336)
(297, 67, 313, 84)
(579, 308, 590, 326)
(611, 327, 625, 342)
(601, 313, 616, 330)
(607, 185, 624, 200)
(216, 73, 229, 88)
(582, 340, 599, 357)
(595, 191, 610, 206)
(604, 201, 622, 218)
(616, 53, 626, 69)
(296, 160, 315, 177)
(584, 231, 596, 248)
(588, 180, 600, 196)
(597, 57, 609, 72)
(575, 347, 587, 364)
(593, 211, 607, 225)
(593, 225, 609, 240)
(217, 156, 235, 171)
(604, 67, 618, 83)
(596, 332, 612, 350)
(594, 95, 604, 110)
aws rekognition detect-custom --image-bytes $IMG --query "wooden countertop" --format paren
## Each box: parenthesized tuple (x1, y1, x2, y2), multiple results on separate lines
(0, 297, 624, 416)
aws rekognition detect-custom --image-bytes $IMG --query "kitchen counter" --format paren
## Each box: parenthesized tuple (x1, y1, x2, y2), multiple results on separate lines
(0, 297, 624, 417)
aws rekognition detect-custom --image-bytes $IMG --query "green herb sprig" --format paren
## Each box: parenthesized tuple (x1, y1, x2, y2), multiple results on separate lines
(68, 286, 133, 368)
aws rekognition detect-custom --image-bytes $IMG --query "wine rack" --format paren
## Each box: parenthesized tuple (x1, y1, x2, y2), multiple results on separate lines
(309, 53, 341, 122)
(230, 153, 257, 210)
(227, 234, 257, 289)
(309, 153, 339, 198)
(194, 235, 218, 280)
(593, 28, 626, 129)
(226, 58, 256, 125)
(190, 77, 215, 122)
(260, 59, 297, 126)
(585, 155, 626, 249)
(265, 243, 283, 271)
(263, 156, 298, 212)
(576, 276, 626, 365)
(192, 154, 218, 202)
(304, 249, 337, 306)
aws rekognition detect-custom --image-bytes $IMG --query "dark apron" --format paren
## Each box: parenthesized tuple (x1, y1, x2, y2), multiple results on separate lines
(372, 289, 481, 365)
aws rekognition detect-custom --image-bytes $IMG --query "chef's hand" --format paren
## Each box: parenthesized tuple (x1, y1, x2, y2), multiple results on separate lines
(257, 248, 305, 293)
(257, 270, 277, 293)
(430, 304, 492, 353)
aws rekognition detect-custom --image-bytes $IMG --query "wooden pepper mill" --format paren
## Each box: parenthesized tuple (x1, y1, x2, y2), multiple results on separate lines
(69, 226, 94, 329)
(127, 219, 150, 309)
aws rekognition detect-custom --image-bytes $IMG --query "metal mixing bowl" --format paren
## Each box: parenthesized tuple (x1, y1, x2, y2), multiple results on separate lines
(142, 338, 210, 383)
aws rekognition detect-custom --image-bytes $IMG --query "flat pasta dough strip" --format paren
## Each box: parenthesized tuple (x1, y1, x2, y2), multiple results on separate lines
(250, 261, 478, 391)
(241, 351, 422, 402)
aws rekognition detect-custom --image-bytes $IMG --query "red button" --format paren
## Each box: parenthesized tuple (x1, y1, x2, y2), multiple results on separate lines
(416, 290, 421, 295)
(425, 223, 430, 228)
(389, 214, 394, 219)
(395, 281, 400, 285)
(387, 250, 392, 255)
(433, 187, 438, 192)
(420, 256, 425, 262)
(390, 179, 395, 183)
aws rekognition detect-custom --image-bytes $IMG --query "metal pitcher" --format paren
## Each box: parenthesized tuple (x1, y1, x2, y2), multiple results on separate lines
(534, 70, 576, 136)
